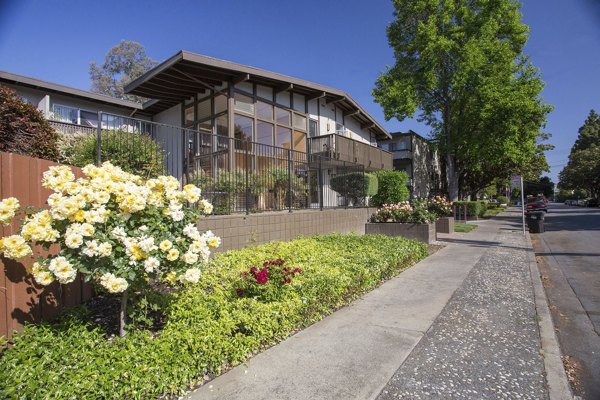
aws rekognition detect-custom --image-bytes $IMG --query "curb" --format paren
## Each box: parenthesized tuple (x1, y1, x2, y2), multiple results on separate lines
(525, 231, 574, 400)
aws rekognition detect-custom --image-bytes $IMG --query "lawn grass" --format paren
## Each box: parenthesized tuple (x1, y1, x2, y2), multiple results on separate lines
(0, 233, 427, 399)
(482, 206, 507, 219)
(454, 223, 477, 233)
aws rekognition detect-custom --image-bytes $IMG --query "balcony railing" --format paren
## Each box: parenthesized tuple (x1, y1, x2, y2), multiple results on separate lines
(390, 149, 412, 160)
(309, 133, 392, 170)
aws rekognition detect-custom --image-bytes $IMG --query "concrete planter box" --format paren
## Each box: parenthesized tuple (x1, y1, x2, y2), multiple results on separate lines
(365, 222, 436, 244)
(436, 217, 455, 234)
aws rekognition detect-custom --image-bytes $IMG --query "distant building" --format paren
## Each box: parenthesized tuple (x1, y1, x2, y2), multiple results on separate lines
(379, 130, 443, 199)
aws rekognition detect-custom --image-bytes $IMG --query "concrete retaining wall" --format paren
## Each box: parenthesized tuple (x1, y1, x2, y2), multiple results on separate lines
(198, 208, 378, 252)
(436, 217, 455, 234)
(365, 222, 436, 244)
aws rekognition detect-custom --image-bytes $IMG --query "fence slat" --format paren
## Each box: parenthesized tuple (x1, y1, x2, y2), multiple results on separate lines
(0, 152, 90, 339)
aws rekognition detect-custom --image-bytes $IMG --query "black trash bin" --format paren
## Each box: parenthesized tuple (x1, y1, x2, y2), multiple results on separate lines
(526, 211, 545, 233)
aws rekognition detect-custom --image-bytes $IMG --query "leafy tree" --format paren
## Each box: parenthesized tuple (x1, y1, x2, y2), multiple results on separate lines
(373, 0, 552, 200)
(558, 110, 600, 198)
(89, 40, 156, 102)
(0, 85, 59, 160)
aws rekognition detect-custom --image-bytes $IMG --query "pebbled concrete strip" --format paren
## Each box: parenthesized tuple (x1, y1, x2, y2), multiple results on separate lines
(377, 228, 550, 400)
(189, 225, 497, 400)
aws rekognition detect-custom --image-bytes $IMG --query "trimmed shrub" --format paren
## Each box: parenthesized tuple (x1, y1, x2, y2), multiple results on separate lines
(0, 85, 59, 160)
(66, 130, 165, 179)
(330, 172, 378, 205)
(497, 196, 508, 205)
(0, 233, 427, 399)
(453, 201, 487, 218)
(371, 170, 410, 206)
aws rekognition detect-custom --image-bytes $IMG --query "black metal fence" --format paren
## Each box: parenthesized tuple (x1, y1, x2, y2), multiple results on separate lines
(91, 113, 366, 214)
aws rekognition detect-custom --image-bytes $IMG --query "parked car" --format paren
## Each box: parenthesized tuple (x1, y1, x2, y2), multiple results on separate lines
(526, 196, 548, 213)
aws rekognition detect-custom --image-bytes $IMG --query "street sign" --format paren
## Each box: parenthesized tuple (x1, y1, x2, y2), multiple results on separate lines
(511, 175, 522, 188)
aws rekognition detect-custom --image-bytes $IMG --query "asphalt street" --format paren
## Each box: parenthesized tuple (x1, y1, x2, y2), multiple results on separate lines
(532, 203, 600, 400)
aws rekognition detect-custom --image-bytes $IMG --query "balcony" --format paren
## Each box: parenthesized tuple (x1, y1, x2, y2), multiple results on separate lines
(390, 149, 412, 160)
(309, 134, 392, 171)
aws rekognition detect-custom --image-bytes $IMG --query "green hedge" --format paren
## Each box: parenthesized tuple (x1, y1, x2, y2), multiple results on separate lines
(0, 233, 427, 399)
(453, 201, 488, 218)
(371, 170, 410, 206)
(330, 172, 378, 205)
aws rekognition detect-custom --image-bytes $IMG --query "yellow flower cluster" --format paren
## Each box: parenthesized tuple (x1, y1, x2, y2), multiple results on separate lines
(0, 197, 19, 225)
(0, 161, 218, 292)
(0, 235, 32, 259)
(21, 210, 60, 242)
(99, 272, 129, 294)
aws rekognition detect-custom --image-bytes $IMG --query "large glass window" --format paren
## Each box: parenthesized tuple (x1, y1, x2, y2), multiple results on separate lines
(216, 114, 228, 136)
(257, 121, 274, 146)
(276, 126, 291, 149)
(256, 101, 273, 120)
(215, 94, 227, 114)
(293, 131, 306, 152)
(234, 114, 253, 142)
(185, 106, 194, 126)
(293, 113, 307, 131)
(309, 119, 318, 137)
(234, 93, 254, 114)
(275, 107, 291, 126)
(197, 99, 211, 121)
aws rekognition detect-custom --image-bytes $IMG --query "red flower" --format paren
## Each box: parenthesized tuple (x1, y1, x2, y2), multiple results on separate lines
(283, 278, 291, 285)
(263, 261, 269, 268)
(250, 266, 258, 276)
(236, 288, 244, 297)
(255, 268, 269, 284)
(293, 267, 302, 274)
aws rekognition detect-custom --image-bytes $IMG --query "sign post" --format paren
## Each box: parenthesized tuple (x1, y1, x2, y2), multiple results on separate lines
(511, 175, 525, 234)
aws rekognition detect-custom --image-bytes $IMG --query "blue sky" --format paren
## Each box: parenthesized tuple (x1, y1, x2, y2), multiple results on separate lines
(1, 0, 599, 185)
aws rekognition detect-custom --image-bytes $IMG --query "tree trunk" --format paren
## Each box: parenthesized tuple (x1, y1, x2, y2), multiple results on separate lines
(446, 154, 459, 201)
(119, 290, 128, 338)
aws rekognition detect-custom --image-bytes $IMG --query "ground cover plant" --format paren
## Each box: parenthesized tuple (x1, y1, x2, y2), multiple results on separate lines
(0, 233, 427, 399)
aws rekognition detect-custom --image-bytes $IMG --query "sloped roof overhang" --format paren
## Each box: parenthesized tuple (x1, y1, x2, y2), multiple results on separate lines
(126, 51, 390, 140)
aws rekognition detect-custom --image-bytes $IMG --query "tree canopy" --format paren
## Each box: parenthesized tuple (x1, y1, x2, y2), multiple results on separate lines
(374, 0, 552, 200)
(89, 40, 156, 103)
(558, 110, 600, 198)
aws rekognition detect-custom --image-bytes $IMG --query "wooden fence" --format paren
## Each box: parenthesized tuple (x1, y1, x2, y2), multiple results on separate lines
(0, 152, 91, 339)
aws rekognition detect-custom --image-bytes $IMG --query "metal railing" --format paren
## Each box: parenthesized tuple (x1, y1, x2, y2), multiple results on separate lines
(84, 113, 368, 214)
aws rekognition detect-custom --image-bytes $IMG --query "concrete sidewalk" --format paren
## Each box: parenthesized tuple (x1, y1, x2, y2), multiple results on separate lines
(189, 210, 571, 400)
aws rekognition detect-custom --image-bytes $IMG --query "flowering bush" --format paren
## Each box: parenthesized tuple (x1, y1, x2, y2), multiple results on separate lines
(236, 258, 302, 301)
(372, 200, 436, 224)
(0, 161, 219, 335)
(427, 195, 453, 218)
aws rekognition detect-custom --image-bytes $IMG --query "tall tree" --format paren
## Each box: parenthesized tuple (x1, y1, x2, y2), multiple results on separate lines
(373, 0, 551, 200)
(558, 110, 600, 198)
(89, 40, 156, 103)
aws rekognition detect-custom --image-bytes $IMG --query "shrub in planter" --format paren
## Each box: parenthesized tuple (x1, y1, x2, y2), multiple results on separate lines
(371, 170, 409, 207)
(0, 162, 218, 337)
(67, 130, 166, 179)
(427, 195, 452, 218)
(330, 172, 378, 206)
(372, 200, 436, 224)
